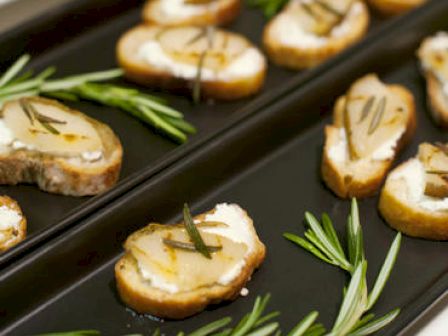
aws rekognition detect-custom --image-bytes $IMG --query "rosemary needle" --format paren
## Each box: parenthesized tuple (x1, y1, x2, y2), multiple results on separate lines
(183, 203, 212, 259)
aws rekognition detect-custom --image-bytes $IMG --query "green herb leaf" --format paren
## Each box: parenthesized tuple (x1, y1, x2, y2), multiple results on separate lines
(358, 96, 375, 123)
(246, 0, 289, 18)
(367, 96, 386, 135)
(35, 331, 101, 336)
(321, 213, 345, 258)
(163, 238, 222, 253)
(366, 233, 401, 310)
(0, 54, 30, 88)
(283, 232, 336, 266)
(347, 309, 400, 336)
(286, 311, 319, 336)
(183, 203, 212, 259)
(188, 317, 232, 336)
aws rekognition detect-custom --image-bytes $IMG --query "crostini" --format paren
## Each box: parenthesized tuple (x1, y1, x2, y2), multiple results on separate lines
(143, 0, 241, 27)
(0, 97, 122, 196)
(379, 143, 448, 240)
(263, 0, 369, 70)
(0, 196, 26, 252)
(367, 0, 426, 16)
(117, 25, 267, 100)
(115, 203, 266, 319)
(322, 74, 416, 198)
(418, 32, 448, 128)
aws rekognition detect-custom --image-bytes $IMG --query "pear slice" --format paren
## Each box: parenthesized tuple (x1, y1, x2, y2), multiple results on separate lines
(343, 74, 408, 160)
(127, 222, 248, 292)
(2, 97, 103, 158)
(418, 143, 448, 198)
(156, 26, 248, 71)
(289, 0, 353, 36)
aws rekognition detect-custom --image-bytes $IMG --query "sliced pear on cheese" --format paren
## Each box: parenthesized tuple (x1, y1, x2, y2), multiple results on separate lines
(2, 97, 103, 157)
(343, 74, 408, 160)
(418, 143, 448, 198)
(156, 26, 249, 71)
(418, 33, 448, 84)
(127, 223, 248, 292)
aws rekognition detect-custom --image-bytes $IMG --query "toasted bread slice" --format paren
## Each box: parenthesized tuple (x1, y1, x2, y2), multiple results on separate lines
(322, 74, 416, 198)
(367, 0, 426, 15)
(418, 32, 448, 128)
(117, 25, 267, 100)
(0, 195, 26, 252)
(143, 0, 240, 27)
(263, 0, 369, 70)
(115, 203, 266, 319)
(379, 144, 448, 240)
(0, 97, 122, 196)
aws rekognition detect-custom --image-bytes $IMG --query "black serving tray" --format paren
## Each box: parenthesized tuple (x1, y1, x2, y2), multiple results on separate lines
(0, 0, 391, 267)
(1, 1, 447, 335)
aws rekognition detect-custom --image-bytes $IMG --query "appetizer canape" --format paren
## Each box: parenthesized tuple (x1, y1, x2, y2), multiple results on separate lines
(263, 0, 369, 70)
(380, 143, 448, 240)
(0, 196, 26, 252)
(143, 0, 241, 27)
(367, 0, 426, 16)
(0, 97, 122, 196)
(418, 32, 448, 128)
(322, 74, 416, 198)
(117, 25, 267, 100)
(115, 203, 266, 319)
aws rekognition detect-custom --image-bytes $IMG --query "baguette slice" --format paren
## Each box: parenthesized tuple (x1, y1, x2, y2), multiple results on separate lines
(0, 195, 26, 252)
(322, 74, 416, 198)
(0, 97, 122, 196)
(379, 143, 448, 240)
(115, 203, 266, 319)
(263, 0, 369, 70)
(117, 25, 267, 100)
(143, 0, 240, 27)
(418, 32, 448, 128)
(367, 0, 426, 15)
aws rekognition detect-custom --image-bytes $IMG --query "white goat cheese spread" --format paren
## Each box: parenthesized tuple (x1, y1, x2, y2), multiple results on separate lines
(0, 205, 22, 244)
(138, 42, 264, 81)
(420, 32, 448, 97)
(390, 159, 448, 211)
(160, 0, 220, 19)
(270, 1, 363, 49)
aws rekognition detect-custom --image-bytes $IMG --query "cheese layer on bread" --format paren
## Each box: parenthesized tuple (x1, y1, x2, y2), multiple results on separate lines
(418, 32, 448, 99)
(158, 0, 221, 20)
(137, 26, 265, 82)
(0, 98, 104, 163)
(327, 74, 408, 168)
(267, 0, 364, 49)
(127, 203, 259, 294)
(0, 201, 23, 248)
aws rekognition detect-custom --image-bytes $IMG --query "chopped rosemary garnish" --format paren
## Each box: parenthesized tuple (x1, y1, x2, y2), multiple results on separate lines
(315, 0, 344, 17)
(19, 98, 65, 135)
(0, 55, 196, 143)
(358, 96, 375, 123)
(426, 170, 448, 175)
(183, 203, 212, 259)
(192, 26, 214, 104)
(284, 199, 402, 335)
(367, 96, 387, 135)
(163, 238, 222, 253)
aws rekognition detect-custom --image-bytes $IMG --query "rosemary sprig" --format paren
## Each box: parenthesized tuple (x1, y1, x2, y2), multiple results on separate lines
(183, 203, 212, 259)
(163, 238, 222, 253)
(193, 26, 214, 104)
(246, 0, 289, 18)
(284, 199, 402, 335)
(19, 98, 66, 135)
(367, 97, 386, 135)
(0, 55, 196, 143)
(358, 96, 375, 124)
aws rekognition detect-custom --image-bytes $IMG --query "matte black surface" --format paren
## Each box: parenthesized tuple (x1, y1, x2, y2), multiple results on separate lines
(0, 0, 390, 267)
(1, 1, 447, 334)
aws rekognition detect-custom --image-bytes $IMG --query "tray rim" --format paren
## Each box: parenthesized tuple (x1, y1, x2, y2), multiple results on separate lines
(0, 0, 418, 267)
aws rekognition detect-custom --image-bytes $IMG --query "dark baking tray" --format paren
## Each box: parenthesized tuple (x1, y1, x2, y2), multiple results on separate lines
(0, 0, 390, 267)
(1, 1, 447, 334)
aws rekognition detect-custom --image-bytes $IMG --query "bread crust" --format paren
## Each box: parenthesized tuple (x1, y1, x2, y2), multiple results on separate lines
(379, 160, 448, 240)
(321, 83, 416, 199)
(0, 195, 26, 252)
(115, 206, 266, 319)
(143, 0, 241, 26)
(0, 97, 122, 196)
(423, 73, 448, 128)
(367, 0, 426, 16)
(263, 1, 369, 70)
